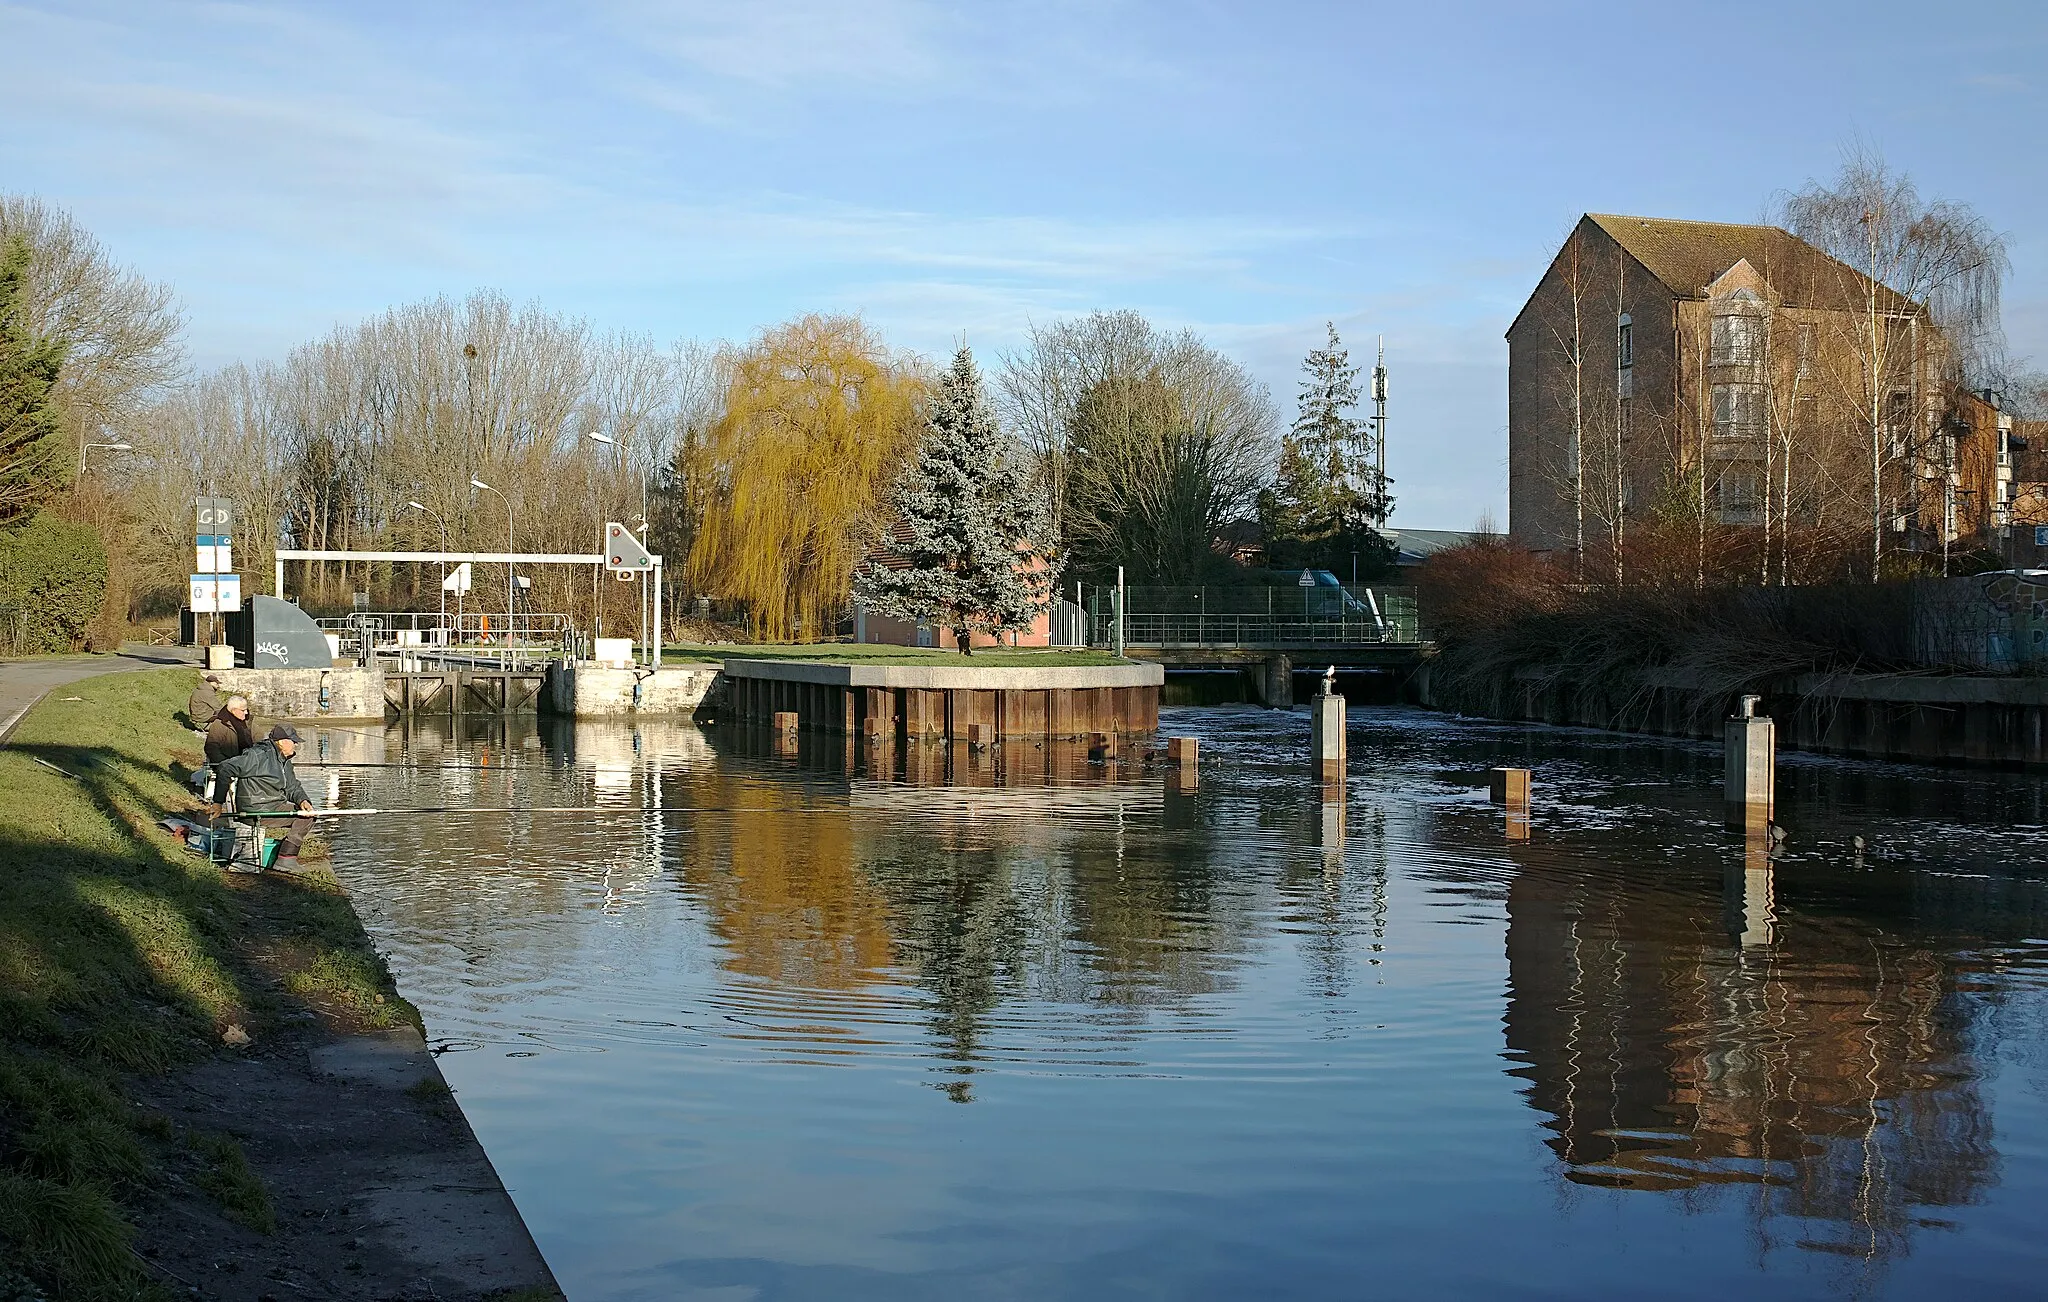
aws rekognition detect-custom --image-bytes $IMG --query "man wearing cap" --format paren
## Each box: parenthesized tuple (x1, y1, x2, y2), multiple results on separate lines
(187, 674, 225, 730)
(211, 723, 318, 872)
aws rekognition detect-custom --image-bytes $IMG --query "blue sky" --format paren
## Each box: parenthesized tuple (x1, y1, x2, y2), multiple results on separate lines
(4, 0, 2044, 528)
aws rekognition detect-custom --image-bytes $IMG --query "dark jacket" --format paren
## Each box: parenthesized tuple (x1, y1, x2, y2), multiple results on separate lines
(204, 712, 254, 766)
(214, 741, 310, 813)
(187, 683, 222, 729)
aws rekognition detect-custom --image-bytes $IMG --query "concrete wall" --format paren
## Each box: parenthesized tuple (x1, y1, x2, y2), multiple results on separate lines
(213, 667, 386, 721)
(541, 662, 718, 717)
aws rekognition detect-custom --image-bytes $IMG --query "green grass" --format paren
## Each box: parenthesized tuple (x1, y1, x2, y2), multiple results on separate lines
(185, 1130, 274, 1234)
(0, 667, 410, 1298)
(666, 642, 1129, 668)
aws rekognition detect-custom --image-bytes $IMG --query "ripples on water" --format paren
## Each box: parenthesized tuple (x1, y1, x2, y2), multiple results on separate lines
(312, 706, 2048, 1301)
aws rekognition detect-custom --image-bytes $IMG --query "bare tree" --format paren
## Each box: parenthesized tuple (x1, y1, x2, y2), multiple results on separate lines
(0, 195, 185, 460)
(1000, 311, 1276, 583)
(1776, 150, 2008, 579)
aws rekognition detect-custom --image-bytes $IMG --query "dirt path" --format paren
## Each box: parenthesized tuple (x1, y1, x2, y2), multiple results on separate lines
(132, 1022, 558, 1301)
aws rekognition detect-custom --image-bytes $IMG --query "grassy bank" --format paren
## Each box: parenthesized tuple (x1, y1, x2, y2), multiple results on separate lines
(666, 642, 1128, 668)
(0, 668, 410, 1300)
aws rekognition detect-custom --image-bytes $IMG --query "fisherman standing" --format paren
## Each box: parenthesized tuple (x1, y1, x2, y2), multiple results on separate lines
(212, 723, 318, 873)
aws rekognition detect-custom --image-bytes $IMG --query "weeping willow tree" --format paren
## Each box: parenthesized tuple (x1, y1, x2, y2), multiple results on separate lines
(686, 315, 923, 640)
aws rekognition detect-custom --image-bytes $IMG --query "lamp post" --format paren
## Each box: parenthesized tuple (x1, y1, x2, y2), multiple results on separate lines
(471, 477, 513, 669)
(77, 441, 133, 483)
(588, 431, 617, 649)
(407, 501, 451, 637)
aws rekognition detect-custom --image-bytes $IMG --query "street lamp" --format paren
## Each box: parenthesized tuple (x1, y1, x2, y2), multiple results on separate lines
(471, 478, 513, 669)
(587, 432, 617, 650)
(78, 441, 133, 483)
(407, 501, 451, 638)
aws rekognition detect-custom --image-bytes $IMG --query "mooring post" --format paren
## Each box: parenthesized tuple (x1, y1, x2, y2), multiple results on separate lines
(1488, 767, 1531, 806)
(967, 721, 995, 751)
(1310, 677, 1345, 788)
(1087, 731, 1116, 763)
(772, 710, 799, 755)
(1725, 694, 1775, 829)
(1165, 736, 1199, 793)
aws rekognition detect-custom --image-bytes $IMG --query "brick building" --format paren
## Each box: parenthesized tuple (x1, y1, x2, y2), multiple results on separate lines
(1506, 214, 2033, 576)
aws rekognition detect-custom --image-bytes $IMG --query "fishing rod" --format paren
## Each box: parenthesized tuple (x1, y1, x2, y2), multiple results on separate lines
(235, 804, 710, 818)
(294, 761, 530, 771)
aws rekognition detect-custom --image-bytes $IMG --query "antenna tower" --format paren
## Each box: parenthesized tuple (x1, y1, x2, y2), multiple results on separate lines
(1371, 337, 1388, 526)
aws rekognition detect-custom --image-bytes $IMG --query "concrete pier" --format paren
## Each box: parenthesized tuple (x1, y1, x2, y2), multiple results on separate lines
(1311, 690, 1345, 786)
(722, 659, 1163, 741)
(1725, 695, 1775, 828)
(1488, 767, 1531, 805)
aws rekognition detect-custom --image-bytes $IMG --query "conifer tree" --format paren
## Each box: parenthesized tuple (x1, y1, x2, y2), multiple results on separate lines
(854, 347, 1057, 653)
(0, 234, 71, 530)
(1258, 323, 1394, 574)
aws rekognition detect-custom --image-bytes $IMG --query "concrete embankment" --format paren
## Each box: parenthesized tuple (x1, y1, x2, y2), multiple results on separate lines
(0, 664, 559, 1300)
(1416, 661, 2048, 768)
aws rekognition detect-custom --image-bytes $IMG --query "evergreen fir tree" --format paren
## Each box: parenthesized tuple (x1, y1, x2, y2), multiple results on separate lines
(0, 234, 71, 530)
(854, 347, 1057, 653)
(1258, 323, 1395, 575)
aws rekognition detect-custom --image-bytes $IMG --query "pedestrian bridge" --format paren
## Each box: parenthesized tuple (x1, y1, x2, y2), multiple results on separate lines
(1085, 585, 1430, 704)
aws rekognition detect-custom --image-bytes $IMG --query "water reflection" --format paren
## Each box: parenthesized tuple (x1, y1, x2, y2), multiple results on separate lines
(1504, 854, 1998, 1264)
(313, 707, 2048, 1300)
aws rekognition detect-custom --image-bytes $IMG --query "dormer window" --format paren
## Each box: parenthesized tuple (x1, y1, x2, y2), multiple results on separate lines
(1710, 289, 1766, 367)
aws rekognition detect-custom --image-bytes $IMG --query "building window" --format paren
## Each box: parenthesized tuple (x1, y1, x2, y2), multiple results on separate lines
(1710, 312, 1764, 366)
(1711, 383, 1765, 448)
(1616, 314, 1633, 398)
(1718, 469, 1760, 525)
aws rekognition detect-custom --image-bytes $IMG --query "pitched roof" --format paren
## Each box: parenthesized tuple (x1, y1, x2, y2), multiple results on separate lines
(1585, 214, 1923, 316)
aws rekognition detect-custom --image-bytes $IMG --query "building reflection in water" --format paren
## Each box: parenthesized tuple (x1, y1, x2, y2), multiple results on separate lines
(1502, 841, 1999, 1267)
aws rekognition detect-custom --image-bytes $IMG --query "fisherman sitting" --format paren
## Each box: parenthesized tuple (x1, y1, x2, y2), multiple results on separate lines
(187, 673, 225, 729)
(211, 723, 317, 873)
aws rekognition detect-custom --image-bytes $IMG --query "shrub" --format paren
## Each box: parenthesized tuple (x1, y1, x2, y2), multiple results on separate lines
(0, 514, 108, 653)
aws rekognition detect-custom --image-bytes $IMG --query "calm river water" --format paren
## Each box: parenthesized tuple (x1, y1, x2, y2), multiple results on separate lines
(311, 705, 2048, 1300)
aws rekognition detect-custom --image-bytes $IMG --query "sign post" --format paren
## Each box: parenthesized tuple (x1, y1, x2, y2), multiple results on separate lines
(605, 523, 661, 668)
(193, 497, 240, 649)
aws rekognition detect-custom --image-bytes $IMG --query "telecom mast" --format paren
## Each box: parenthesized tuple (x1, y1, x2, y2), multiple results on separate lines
(1371, 337, 1389, 526)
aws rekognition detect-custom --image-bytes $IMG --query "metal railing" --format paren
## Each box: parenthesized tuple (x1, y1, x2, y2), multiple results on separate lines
(316, 610, 578, 668)
(1087, 585, 1421, 648)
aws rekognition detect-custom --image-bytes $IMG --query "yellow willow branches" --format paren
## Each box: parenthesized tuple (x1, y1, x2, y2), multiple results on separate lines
(686, 315, 923, 640)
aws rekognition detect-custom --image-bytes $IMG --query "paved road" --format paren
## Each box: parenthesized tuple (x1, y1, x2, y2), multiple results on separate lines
(0, 645, 200, 742)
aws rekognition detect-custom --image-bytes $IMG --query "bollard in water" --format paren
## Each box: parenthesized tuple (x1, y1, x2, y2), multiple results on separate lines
(1166, 736, 1199, 767)
(1488, 767, 1531, 806)
(967, 722, 996, 751)
(772, 710, 799, 755)
(1087, 732, 1117, 763)
(861, 714, 888, 745)
(1504, 810, 1530, 842)
(1725, 695, 1775, 829)
(1310, 688, 1345, 787)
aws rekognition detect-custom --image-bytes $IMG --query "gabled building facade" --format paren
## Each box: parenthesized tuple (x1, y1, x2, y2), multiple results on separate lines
(1507, 214, 2016, 578)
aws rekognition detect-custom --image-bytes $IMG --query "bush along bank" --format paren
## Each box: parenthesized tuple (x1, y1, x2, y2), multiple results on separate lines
(0, 668, 556, 1301)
